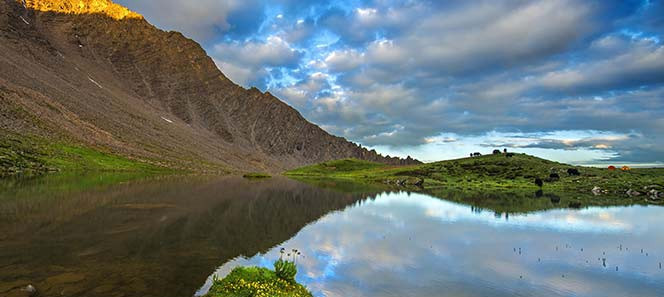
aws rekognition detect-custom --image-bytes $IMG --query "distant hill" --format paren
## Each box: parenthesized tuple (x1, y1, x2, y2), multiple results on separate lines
(0, 0, 419, 175)
(286, 154, 664, 208)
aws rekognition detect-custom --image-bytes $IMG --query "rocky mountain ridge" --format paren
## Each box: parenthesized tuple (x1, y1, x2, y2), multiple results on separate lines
(0, 0, 419, 173)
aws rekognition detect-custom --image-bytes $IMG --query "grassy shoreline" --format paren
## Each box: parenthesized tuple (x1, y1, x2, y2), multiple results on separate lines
(0, 131, 187, 178)
(1, 133, 172, 178)
(285, 155, 664, 210)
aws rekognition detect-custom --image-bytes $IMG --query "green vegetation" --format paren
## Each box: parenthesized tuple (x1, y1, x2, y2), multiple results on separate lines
(285, 155, 664, 211)
(273, 258, 297, 284)
(243, 172, 272, 179)
(1, 132, 169, 177)
(287, 158, 386, 177)
(206, 252, 311, 297)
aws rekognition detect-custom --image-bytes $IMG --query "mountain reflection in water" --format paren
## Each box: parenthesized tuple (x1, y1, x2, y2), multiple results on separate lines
(0, 175, 368, 297)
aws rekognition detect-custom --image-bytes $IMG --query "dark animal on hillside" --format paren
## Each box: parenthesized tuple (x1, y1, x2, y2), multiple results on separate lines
(534, 178, 543, 188)
(567, 168, 581, 176)
(473, 152, 482, 157)
(506, 153, 515, 158)
(470, 153, 473, 157)
(549, 173, 560, 181)
(493, 149, 501, 155)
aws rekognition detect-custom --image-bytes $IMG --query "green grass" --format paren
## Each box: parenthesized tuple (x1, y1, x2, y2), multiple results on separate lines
(205, 266, 312, 297)
(285, 154, 664, 210)
(0, 132, 170, 177)
(286, 158, 388, 177)
(43, 144, 165, 172)
(242, 172, 272, 179)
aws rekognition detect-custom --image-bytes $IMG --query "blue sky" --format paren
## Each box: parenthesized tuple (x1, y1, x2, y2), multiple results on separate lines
(117, 0, 664, 165)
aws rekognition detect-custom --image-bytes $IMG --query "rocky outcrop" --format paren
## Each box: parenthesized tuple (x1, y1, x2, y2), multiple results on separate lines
(0, 0, 420, 172)
(23, 0, 142, 19)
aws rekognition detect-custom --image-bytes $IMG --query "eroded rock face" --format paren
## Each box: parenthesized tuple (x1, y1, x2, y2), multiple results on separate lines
(0, 0, 420, 172)
(23, 0, 141, 19)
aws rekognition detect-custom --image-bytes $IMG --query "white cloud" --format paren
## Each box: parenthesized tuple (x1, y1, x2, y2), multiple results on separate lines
(324, 50, 365, 72)
(117, 0, 244, 41)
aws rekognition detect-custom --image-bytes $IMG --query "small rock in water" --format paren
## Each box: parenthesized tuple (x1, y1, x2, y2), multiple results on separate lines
(22, 284, 37, 296)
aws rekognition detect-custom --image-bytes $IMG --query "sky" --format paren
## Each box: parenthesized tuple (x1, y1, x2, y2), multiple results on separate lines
(116, 0, 664, 165)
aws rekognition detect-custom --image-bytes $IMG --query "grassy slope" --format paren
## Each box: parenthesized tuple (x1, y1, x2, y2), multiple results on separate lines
(0, 132, 170, 177)
(205, 267, 312, 297)
(285, 155, 664, 210)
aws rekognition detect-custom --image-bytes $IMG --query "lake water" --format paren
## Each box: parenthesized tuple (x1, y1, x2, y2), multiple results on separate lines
(1, 174, 663, 297)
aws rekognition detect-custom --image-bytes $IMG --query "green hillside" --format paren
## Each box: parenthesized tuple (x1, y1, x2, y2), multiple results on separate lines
(286, 154, 664, 208)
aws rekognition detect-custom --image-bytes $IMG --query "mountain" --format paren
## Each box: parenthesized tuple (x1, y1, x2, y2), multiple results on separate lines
(0, 0, 419, 174)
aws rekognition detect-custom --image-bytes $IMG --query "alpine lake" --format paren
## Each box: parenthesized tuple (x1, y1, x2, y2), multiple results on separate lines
(1, 173, 663, 297)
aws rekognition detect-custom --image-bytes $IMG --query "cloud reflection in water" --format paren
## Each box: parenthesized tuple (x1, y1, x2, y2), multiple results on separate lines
(199, 192, 664, 297)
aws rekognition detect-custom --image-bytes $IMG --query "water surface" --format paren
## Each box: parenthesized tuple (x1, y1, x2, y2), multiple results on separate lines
(201, 191, 664, 297)
(1, 174, 663, 297)
(0, 174, 367, 297)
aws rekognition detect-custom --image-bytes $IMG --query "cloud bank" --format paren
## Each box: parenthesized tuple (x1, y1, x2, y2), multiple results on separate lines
(117, 0, 664, 164)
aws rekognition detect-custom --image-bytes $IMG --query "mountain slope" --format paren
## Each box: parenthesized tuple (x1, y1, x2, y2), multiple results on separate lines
(0, 0, 419, 174)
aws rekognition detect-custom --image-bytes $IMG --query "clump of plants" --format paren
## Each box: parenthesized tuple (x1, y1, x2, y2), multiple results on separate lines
(205, 248, 311, 297)
(274, 248, 300, 283)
